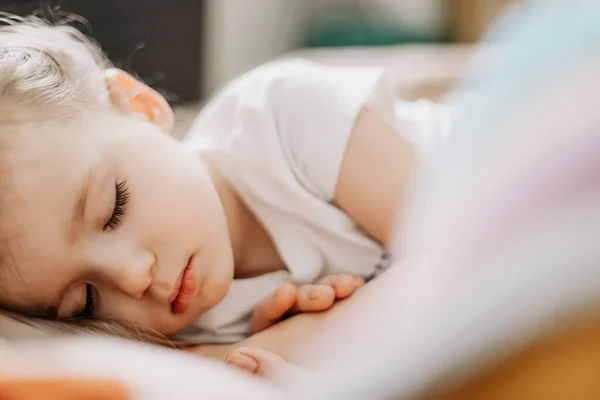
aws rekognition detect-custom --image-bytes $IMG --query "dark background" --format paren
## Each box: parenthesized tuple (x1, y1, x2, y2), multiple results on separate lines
(0, 0, 204, 104)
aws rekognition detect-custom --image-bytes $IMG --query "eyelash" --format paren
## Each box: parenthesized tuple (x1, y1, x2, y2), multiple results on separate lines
(76, 181, 128, 317)
(104, 180, 130, 231)
(77, 284, 97, 318)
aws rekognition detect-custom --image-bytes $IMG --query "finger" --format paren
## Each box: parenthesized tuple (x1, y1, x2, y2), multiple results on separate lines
(352, 275, 366, 291)
(291, 284, 335, 313)
(249, 283, 297, 334)
(225, 347, 308, 383)
(317, 274, 365, 299)
(225, 347, 284, 376)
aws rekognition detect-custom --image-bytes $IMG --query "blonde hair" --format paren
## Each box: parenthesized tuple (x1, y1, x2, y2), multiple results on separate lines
(2, 311, 186, 348)
(0, 15, 186, 349)
(0, 14, 111, 126)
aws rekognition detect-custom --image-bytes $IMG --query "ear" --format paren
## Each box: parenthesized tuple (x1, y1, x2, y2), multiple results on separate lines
(105, 68, 175, 134)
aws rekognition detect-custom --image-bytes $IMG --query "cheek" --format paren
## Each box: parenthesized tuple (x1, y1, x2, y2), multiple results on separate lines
(127, 148, 226, 240)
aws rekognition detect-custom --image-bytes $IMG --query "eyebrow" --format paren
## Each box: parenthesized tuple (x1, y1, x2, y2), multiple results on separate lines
(70, 168, 95, 243)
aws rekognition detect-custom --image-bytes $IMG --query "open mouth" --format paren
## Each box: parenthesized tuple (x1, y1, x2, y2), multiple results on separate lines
(169, 256, 197, 315)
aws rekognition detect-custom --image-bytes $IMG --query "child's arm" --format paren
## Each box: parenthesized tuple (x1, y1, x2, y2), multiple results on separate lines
(334, 106, 419, 246)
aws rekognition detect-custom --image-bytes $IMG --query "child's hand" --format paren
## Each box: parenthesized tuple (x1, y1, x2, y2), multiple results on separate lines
(249, 274, 364, 334)
(225, 346, 309, 384)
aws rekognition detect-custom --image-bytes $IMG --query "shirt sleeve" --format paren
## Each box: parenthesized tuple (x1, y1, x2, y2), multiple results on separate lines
(268, 59, 397, 201)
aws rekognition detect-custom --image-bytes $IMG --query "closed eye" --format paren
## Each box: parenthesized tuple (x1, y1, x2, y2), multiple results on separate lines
(104, 179, 129, 231)
(75, 284, 97, 318)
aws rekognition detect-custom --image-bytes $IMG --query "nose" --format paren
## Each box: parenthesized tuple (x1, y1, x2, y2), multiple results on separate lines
(94, 247, 155, 300)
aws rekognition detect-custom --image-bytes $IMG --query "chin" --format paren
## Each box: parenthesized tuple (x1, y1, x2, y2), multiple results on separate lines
(160, 319, 194, 338)
(207, 274, 234, 308)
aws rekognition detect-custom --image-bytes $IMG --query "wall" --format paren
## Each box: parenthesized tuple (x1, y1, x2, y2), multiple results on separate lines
(202, 0, 311, 96)
(201, 0, 448, 98)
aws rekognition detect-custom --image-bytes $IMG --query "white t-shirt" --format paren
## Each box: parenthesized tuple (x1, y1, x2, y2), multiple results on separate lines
(179, 59, 452, 343)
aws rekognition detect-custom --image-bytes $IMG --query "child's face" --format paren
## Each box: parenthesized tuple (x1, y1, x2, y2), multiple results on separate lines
(0, 112, 234, 336)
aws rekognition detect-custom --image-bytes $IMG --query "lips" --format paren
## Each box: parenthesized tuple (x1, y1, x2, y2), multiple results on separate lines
(169, 257, 197, 315)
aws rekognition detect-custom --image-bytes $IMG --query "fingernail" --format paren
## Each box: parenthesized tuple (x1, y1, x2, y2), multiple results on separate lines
(226, 353, 259, 374)
(308, 286, 329, 301)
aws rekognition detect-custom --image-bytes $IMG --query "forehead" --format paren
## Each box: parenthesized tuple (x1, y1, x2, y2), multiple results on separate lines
(0, 243, 53, 314)
(6, 122, 97, 221)
(0, 118, 106, 312)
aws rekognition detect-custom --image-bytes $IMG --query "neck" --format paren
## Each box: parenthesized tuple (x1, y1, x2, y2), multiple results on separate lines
(205, 162, 284, 279)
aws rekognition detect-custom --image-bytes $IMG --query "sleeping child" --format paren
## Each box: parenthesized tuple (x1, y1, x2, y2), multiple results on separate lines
(0, 16, 452, 361)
